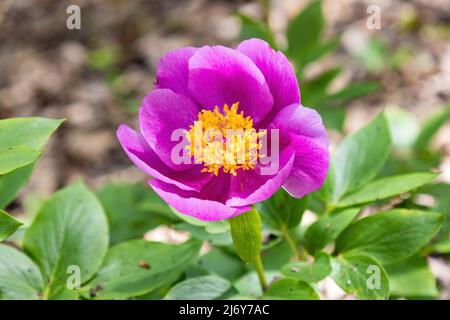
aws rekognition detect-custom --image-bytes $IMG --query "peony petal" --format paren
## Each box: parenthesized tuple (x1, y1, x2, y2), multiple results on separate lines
(226, 147, 295, 207)
(237, 38, 300, 122)
(149, 179, 251, 221)
(272, 104, 329, 149)
(283, 134, 330, 198)
(155, 47, 197, 98)
(139, 89, 199, 171)
(188, 45, 273, 124)
(117, 124, 212, 192)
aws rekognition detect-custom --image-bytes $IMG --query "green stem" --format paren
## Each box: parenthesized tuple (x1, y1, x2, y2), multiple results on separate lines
(280, 223, 303, 261)
(254, 254, 267, 291)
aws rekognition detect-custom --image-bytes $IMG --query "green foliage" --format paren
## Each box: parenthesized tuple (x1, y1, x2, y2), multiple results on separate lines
(264, 278, 319, 300)
(23, 182, 109, 299)
(0, 210, 22, 241)
(83, 239, 201, 299)
(165, 275, 231, 300)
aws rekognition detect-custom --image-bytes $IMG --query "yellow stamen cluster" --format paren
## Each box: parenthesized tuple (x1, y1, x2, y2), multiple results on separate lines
(185, 102, 265, 176)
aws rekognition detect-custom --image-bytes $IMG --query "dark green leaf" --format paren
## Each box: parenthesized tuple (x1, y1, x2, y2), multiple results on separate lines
(304, 208, 359, 254)
(0, 244, 44, 300)
(0, 210, 22, 241)
(198, 248, 245, 281)
(256, 189, 309, 231)
(332, 113, 392, 201)
(385, 255, 438, 298)
(238, 14, 276, 49)
(97, 183, 175, 245)
(23, 182, 109, 299)
(0, 163, 35, 209)
(165, 276, 231, 300)
(281, 252, 331, 282)
(331, 255, 389, 300)
(335, 209, 443, 264)
(264, 278, 319, 300)
(287, 0, 324, 66)
(414, 105, 450, 150)
(83, 239, 201, 299)
(233, 271, 281, 298)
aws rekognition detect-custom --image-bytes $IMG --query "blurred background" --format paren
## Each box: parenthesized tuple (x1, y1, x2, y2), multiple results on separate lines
(1, 0, 450, 298)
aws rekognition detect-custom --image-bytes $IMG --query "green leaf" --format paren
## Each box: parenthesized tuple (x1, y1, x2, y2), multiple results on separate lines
(385, 107, 420, 148)
(0, 244, 44, 300)
(97, 183, 175, 245)
(83, 239, 201, 299)
(301, 67, 342, 102)
(0, 210, 22, 241)
(0, 163, 35, 209)
(332, 113, 392, 201)
(281, 252, 332, 282)
(0, 117, 63, 151)
(335, 209, 443, 264)
(0, 145, 40, 175)
(233, 271, 281, 298)
(264, 278, 319, 300)
(165, 276, 231, 300)
(304, 208, 359, 254)
(287, 0, 324, 66)
(176, 222, 232, 246)
(229, 209, 262, 263)
(238, 14, 276, 49)
(23, 182, 109, 299)
(331, 255, 390, 300)
(337, 173, 438, 208)
(171, 207, 229, 234)
(414, 105, 450, 150)
(326, 82, 380, 104)
(256, 189, 309, 231)
(432, 239, 450, 254)
(198, 248, 245, 281)
(385, 255, 438, 298)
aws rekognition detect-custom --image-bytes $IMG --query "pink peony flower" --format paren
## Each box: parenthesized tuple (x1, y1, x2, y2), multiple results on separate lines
(117, 38, 329, 221)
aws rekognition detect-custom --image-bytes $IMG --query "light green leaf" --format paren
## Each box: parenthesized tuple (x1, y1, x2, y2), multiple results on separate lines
(304, 208, 359, 254)
(0, 117, 63, 150)
(23, 182, 109, 299)
(385, 255, 438, 298)
(264, 278, 319, 300)
(0, 145, 40, 175)
(432, 239, 450, 254)
(385, 107, 420, 148)
(83, 239, 201, 299)
(176, 222, 232, 246)
(97, 183, 175, 245)
(287, 0, 324, 66)
(171, 207, 229, 234)
(332, 113, 391, 201)
(256, 188, 309, 231)
(414, 105, 450, 150)
(165, 276, 231, 300)
(337, 173, 438, 208)
(0, 244, 44, 300)
(0, 163, 35, 209)
(0, 210, 22, 241)
(281, 252, 331, 283)
(229, 209, 261, 263)
(326, 82, 380, 104)
(331, 255, 390, 300)
(335, 209, 443, 264)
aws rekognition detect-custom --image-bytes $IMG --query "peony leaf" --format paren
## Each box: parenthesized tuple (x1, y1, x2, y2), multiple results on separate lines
(0, 210, 22, 242)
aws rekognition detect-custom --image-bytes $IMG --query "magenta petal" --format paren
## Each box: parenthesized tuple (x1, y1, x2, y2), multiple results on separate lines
(283, 134, 330, 198)
(272, 104, 329, 149)
(117, 124, 212, 192)
(226, 148, 295, 207)
(188, 45, 273, 124)
(150, 179, 251, 221)
(237, 39, 300, 118)
(155, 47, 197, 98)
(139, 89, 198, 171)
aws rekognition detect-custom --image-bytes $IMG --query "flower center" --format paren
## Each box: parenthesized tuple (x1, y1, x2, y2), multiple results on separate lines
(185, 102, 265, 176)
